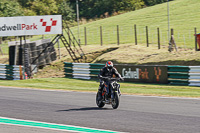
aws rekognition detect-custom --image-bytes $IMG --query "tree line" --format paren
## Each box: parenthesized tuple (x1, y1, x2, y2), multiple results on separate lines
(0, 0, 172, 22)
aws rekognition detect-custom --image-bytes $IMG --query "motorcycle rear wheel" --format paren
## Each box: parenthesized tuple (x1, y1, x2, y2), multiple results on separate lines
(96, 92, 105, 108)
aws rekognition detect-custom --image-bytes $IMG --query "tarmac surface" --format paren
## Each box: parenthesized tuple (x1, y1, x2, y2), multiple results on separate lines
(0, 86, 200, 133)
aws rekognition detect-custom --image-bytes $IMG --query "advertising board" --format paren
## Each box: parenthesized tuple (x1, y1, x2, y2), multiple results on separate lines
(115, 64, 168, 84)
(0, 15, 62, 37)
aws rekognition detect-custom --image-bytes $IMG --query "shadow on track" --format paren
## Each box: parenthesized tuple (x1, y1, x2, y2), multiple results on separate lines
(56, 107, 112, 112)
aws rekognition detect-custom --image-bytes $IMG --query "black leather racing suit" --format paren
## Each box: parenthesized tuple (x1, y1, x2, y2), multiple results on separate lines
(98, 67, 122, 99)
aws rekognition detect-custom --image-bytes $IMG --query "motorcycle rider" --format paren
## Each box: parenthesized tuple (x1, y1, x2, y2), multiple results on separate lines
(98, 61, 123, 103)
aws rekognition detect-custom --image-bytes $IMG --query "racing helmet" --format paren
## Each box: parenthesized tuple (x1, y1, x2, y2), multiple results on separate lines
(106, 61, 113, 70)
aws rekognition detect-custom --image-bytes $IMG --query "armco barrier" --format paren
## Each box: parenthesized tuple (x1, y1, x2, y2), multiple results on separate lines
(189, 66, 200, 86)
(64, 62, 104, 79)
(0, 64, 25, 80)
(64, 63, 200, 86)
(64, 62, 169, 84)
(168, 66, 200, 86)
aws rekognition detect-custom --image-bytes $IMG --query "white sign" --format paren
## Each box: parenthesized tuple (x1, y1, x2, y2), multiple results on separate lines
(0, 15, 62, 37)
(122, 68, 139, 79)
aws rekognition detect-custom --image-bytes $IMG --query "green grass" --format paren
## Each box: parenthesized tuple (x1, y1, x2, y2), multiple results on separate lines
(0, 78, 200, 98)
(69, 0, 200, 48)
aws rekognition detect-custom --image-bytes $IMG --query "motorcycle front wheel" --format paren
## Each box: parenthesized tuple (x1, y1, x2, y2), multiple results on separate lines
(112, 91, 120, 109)
(96, 92, 105, 108)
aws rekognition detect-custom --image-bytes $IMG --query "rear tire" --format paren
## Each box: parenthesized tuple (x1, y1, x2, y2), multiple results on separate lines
(112, 92, 119, 109)
(96, 92, 105, 108)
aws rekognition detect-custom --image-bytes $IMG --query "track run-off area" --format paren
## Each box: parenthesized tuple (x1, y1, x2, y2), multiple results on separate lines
(0, 86, 200, 133)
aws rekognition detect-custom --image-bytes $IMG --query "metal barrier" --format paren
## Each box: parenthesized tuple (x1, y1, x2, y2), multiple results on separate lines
(168, 66, 200, 86)
(64, 63, 200, 87)
(188, 66, 200, 86)
(0, 64, 25, 80)
(64, 62, 104, 79)
(64, 62, 169, 84)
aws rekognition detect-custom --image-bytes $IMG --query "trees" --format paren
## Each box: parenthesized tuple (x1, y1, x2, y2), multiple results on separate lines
(143, 0, 172, 6)
(0, 0, 173, 20)
(17, 0, 33, 7)
(0, 0, 24, 17)
(58, 1, 75, 21)
(116, 0, 145, 11)
(29, 0, 58, 15)
(69, 0, 145, 19)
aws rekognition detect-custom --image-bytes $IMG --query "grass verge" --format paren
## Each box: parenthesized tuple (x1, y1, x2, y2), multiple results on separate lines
(0, 78, 200, 98)
(69, 0, 200, 48)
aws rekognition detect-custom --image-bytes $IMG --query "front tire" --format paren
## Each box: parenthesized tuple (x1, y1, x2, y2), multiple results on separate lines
(96, 92, 105, 108)
(112, 92, 120, 109)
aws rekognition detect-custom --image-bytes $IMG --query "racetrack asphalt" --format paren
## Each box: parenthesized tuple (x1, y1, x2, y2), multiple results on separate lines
(0, 86, 199, 133)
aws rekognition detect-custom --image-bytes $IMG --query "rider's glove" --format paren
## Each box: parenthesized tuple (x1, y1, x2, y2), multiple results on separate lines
(98, 75, 103, 79)
(120, 77, 124, 81)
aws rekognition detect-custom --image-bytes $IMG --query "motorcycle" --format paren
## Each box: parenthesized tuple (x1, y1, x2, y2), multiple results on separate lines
(96, 77, 122, 109)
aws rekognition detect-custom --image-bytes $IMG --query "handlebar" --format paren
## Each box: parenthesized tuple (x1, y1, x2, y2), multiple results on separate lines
(101, 77, 124, 81)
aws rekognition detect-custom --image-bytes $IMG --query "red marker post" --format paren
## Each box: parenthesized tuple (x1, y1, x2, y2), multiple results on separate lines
(194, 33, 200, 51)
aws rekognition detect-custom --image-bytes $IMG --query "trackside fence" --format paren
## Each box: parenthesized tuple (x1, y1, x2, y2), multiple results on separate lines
(168, 66, 200, 86)
(64, 62, 104, 79)
(64, 62, 200, 86)
(0, 64, 25, 80)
